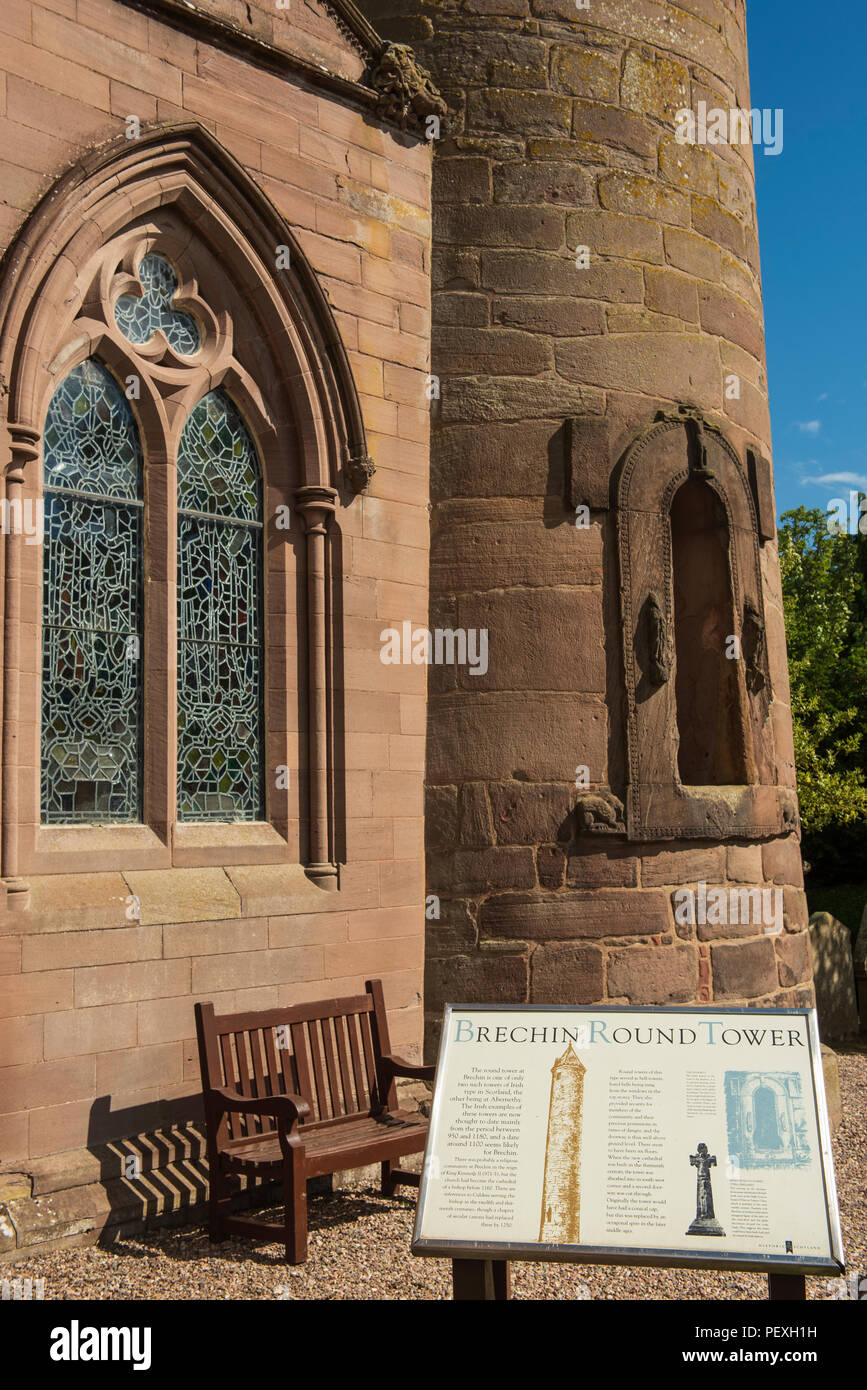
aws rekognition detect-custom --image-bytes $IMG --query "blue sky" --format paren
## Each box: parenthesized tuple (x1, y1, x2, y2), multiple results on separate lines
(746, 3, 867, 523)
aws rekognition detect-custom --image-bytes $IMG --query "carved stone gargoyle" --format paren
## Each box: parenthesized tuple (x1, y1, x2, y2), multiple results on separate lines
(646, 591, 671, 686)
(742, 597, 766, 695)
(369, 44, 447, 133)
(781, 791, 801, 836)
(345, 452, 376, 493)
(573, 787, 626, 835)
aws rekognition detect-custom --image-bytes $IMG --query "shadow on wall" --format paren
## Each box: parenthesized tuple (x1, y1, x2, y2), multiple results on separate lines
(83, 1094, 358, 1248)
(86, 1093, 214, 1238)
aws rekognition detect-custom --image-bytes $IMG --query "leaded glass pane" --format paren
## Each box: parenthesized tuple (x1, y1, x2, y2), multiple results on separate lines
(43, 359, 141, 497)
(42, 362, 142, 823)
(114, 252, 201, 356)
(177, 390, 260, 521)
(177, 391, 263, 820)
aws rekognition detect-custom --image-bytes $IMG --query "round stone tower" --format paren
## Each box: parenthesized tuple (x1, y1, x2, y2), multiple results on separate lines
(363, 0, 810, 1053)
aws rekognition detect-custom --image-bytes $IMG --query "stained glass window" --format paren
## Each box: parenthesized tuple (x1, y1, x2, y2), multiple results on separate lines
(177, 390, 264, 820)
(41, 360, 143, 822)
(114, 253, 201, 356)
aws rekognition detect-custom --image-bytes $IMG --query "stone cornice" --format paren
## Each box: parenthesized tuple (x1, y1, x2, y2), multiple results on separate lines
(116, 0, 443, 136)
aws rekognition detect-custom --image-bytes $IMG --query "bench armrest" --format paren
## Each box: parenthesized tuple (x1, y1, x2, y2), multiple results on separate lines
(210, 1085, 311, 1124)
(379, 1054, 435, 1084)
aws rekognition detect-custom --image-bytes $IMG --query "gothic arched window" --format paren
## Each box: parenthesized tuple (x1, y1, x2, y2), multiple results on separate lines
(40, 256, 267, 829)
(41, 361, 144, 823)
(0, 127, 372, 892)
(177, 390, 264, 821)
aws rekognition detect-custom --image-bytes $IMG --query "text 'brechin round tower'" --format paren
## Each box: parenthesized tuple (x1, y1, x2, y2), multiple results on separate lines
(362, 0, 809, 1054)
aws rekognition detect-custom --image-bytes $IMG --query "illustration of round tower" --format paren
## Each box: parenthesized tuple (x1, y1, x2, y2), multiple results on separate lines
(362, 0, 811, 1051)
(539, 1044, 586, 1243)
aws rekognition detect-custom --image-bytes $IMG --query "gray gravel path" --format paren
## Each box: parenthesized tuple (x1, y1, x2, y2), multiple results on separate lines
(13, 1047, 865, 1301)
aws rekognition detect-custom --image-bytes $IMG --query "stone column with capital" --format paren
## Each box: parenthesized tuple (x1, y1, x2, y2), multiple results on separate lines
(294, 484, 338, 888)
(2, 422, 39, 910)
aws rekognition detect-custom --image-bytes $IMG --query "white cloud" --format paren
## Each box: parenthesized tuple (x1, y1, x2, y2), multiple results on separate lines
(800, 472, 867, 489)
(795, 420, 822, 435)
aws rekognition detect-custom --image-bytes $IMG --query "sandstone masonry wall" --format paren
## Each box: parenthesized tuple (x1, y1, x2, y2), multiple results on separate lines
(362, 0, 811, 1053)
(0, 0, 432, 1255)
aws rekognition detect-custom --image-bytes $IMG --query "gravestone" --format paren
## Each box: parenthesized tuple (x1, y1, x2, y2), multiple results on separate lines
(821, 1046, 842, 1134)
(854, 905, 867, 1032)
(808, 912, 859, 1040)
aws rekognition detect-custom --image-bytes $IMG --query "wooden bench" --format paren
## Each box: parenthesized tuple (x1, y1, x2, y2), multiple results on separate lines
(194, 979, 434, 1264)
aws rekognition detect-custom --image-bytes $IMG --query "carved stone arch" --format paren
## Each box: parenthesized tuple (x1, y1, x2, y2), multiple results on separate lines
(0, 124, 360, 897)
(0, 123, 372, 495)
(614, 408, 793, 843)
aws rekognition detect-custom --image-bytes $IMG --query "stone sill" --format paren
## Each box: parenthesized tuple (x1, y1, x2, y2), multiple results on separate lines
(2, 860, 370, 932)
(30, 823, 170, 876)
(172, 821, 290, 867)
(24, 820, 295, 875)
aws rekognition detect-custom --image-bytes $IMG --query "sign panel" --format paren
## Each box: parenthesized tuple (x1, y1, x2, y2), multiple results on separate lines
(413, 1006, 844, 1275)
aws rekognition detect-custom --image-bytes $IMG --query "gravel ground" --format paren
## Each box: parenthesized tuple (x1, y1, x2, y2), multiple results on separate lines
(12, 1047, 866, 1302)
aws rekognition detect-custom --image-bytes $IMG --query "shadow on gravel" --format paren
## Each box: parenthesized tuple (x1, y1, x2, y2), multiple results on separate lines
(99, 1185, 414, 1268)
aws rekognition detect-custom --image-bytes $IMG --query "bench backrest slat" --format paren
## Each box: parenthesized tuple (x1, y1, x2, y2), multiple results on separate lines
(333, 1014, 355, 1111)
(346, 1012, 368, 1112)
(219, 1033, 242, 1141)
(320, 1018, 338, 1116)
(307, 1018, 329, 1120)
(262, 1026, 281, 1099)
(290, 1020, 313, 1110)
(249, 1029, 268, 1113)
(196, 982, 390, 1134)
(211, 994, 375, 1031)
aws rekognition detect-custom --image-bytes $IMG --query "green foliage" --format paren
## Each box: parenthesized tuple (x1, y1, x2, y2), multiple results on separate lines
(778, 504, 867, 868)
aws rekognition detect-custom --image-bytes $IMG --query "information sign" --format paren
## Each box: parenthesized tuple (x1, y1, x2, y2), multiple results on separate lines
(413, 1006, 844, 1276)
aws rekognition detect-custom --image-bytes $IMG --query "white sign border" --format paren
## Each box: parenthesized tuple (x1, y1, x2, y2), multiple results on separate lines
(412, 1005, 845, 1276)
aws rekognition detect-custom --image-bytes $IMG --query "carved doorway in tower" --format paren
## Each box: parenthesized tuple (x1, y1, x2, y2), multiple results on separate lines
(615, 408, 787, 841)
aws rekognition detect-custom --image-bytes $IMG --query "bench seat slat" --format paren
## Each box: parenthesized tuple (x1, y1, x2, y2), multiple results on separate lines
(220, 1110, 428, 1174)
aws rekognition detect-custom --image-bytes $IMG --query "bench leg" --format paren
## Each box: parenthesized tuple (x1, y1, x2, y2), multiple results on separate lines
(283, 1144, 307, 1265)
(207, 1157, 227, 1245)
(382, 1161, 421, 1197)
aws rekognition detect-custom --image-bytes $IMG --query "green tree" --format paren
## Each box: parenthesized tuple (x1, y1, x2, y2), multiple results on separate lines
(778, 504, 867, 862)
